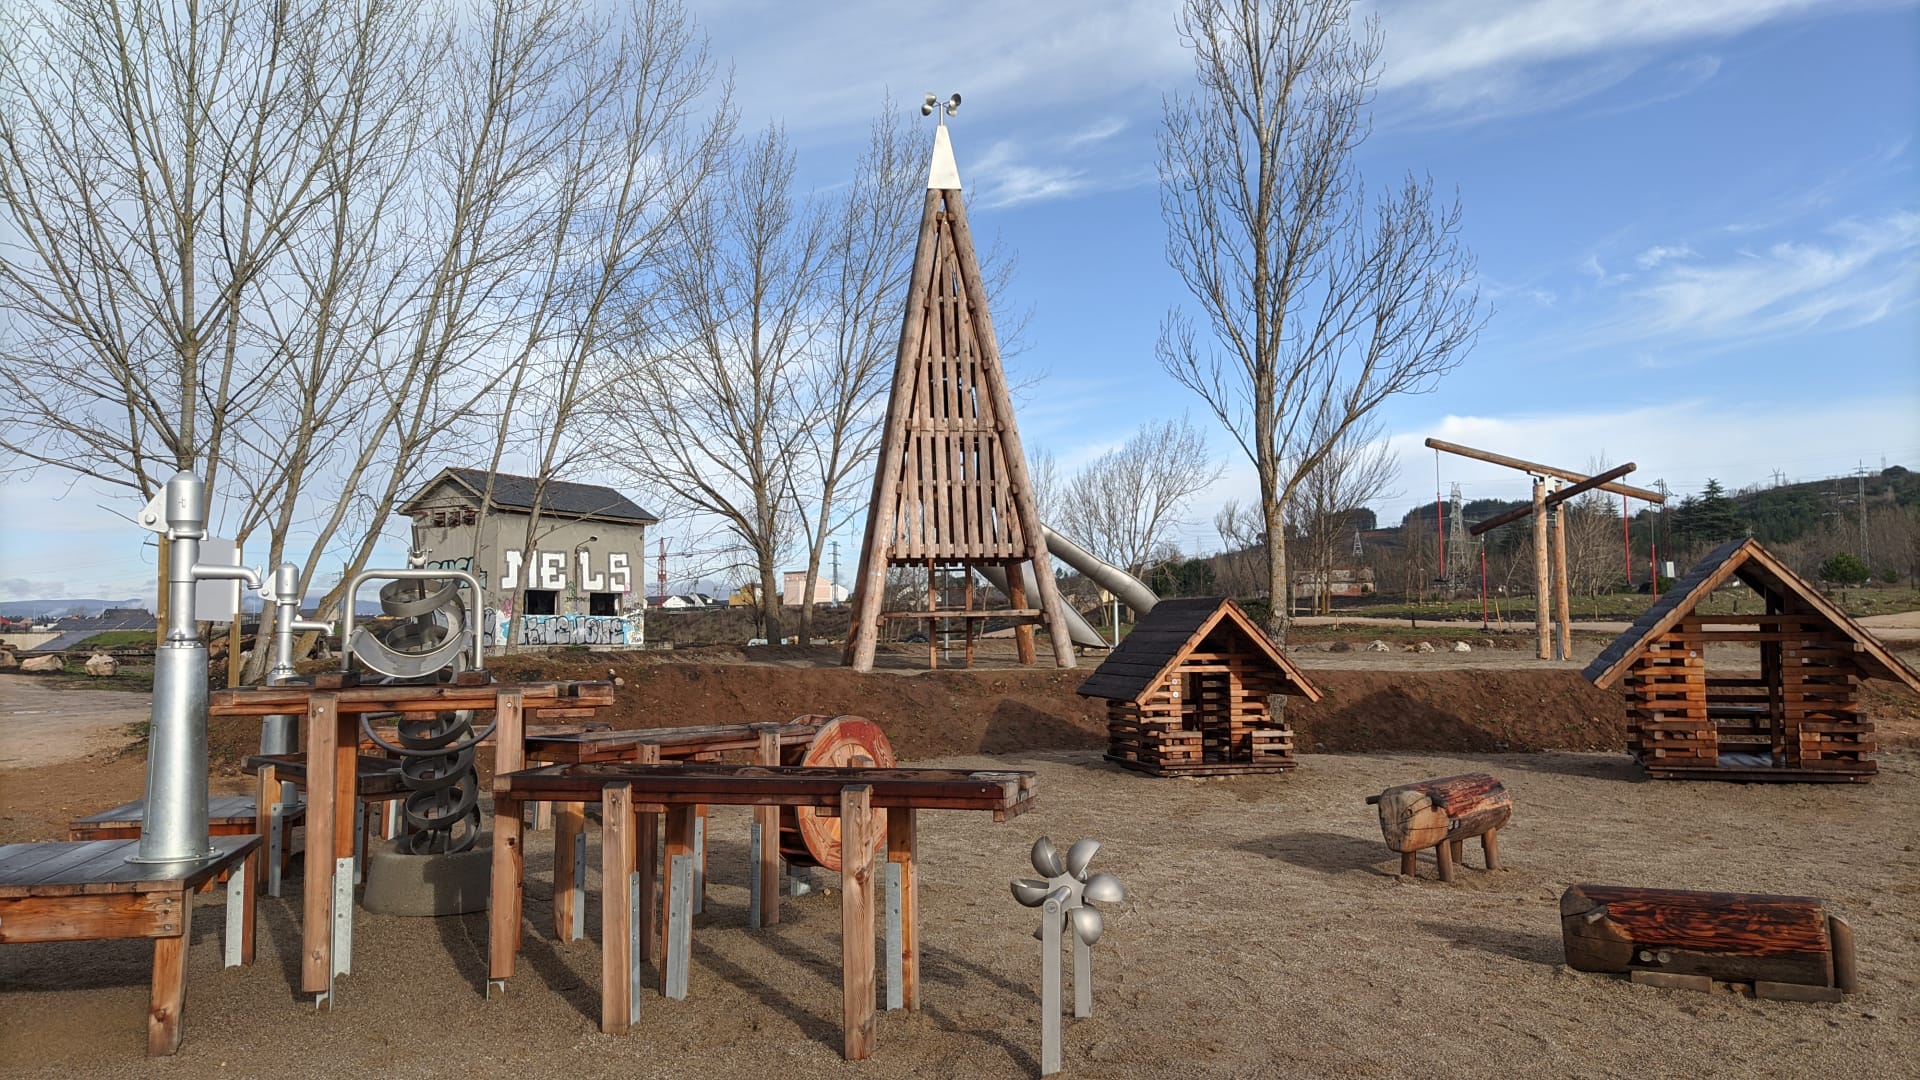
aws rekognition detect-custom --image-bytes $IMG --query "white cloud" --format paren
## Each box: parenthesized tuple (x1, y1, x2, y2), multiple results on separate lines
(1634, 244, 1696, 269)
(1621, 212, 1920, 342)
(1371, 0, 1906, 121)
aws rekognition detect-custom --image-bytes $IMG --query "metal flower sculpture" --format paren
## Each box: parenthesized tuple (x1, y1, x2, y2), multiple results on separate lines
(1011, 836, 1125, 1076)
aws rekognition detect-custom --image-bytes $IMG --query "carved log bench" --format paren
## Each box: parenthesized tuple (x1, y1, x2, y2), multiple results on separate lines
(1560, 884, 1858, 1001)
(1365, 773, 1511, 882)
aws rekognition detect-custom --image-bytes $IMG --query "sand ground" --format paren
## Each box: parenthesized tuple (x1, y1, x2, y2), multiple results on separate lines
(2, 746, 1915, 1080)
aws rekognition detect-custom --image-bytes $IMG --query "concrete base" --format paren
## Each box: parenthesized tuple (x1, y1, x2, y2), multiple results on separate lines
(361, 836, 491, 917)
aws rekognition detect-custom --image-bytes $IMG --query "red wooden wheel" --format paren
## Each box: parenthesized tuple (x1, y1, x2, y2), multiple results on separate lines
(778, 715, 895, 871)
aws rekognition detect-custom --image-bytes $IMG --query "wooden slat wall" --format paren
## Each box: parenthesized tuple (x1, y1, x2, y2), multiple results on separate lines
(884, 206, 1023, 562)
(1626, 602, 1874, 777)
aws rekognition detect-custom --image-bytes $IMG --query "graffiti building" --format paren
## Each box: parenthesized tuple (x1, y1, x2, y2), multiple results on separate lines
(399, 467, 658, 649)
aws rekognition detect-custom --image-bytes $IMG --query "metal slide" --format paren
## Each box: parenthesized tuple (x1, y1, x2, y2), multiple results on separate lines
(976, 526, 1159, 650)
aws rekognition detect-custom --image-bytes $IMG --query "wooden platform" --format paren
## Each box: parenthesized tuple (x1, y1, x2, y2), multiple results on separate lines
(490, 761, 1038, 1059)
(0, 835, 260, 1055)
(70, 795, 299, 840)
(1643, 752, 1876, 784)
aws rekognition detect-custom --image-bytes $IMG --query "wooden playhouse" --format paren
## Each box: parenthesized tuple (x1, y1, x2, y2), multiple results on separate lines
(1077, 597, 1321, 776)
(1583, 538, 1920, 783)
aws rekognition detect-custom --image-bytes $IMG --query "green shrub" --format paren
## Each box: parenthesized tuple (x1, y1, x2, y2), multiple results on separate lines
(1820, 552, 1870, 586)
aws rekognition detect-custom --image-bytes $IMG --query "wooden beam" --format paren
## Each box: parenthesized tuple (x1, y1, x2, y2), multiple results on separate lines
(841, 784, 876, 1060)
(1427, 439, 1665, 502)
(1469, 463, 1640, 535)
(1553, 501, 1572, 660)
(1532, 478, 1550, 660)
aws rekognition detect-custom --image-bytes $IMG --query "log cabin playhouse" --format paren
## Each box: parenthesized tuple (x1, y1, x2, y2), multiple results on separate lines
(1583, 538, 1920, 783)
(1077, 598, 1322, 776)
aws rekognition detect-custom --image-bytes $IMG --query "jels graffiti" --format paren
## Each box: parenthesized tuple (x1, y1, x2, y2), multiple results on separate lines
(500, 550, 631, 593)
(516, 614, 632, 646)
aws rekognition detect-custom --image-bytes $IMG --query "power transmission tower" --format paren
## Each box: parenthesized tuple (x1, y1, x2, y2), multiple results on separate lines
(830, 539, 841, 589)
(1444, 483, 1472, 595)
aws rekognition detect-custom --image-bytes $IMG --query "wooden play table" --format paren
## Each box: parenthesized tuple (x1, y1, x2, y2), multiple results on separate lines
(0, 835, 260, 1055)
(211, 677, 612, 1004)
(523, 719, 825, 932)
(488, 761, 1038, 1060)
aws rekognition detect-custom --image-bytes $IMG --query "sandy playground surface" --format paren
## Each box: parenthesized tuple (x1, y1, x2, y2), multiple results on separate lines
(1, 740, 1916, 1079)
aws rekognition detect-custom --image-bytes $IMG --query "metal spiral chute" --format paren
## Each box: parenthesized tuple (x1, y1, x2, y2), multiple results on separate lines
(347, 574, 484, 855)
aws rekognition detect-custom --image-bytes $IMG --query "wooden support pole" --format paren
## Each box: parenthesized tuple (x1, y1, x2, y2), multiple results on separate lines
(300, 693, 338, 996)
(636, 742, 660, 966)
(1553, 498, 1572, 660)
(1007, 561, 1036, 667)
(1532, 478, 1550, 660)
(887, 806, 919, 1011)
(660, 806, 695, 996)
(1470, 462, 1640, 536)
(553, 800, 584, 941)
(840, 784, 876, 1060)
(147, 896, 190, 1056)
(754, 729, 781, 927)
(488, 690, 527, 987)
(600, 784, 634, 1035)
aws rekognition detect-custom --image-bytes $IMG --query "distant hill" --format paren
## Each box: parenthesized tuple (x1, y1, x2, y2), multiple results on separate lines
(0, 598, 145, 619)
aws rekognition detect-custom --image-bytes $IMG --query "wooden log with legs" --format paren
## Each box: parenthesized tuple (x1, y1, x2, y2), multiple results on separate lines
(1366, 773, 1512, 882)
(1560, 884, 1858, 1001)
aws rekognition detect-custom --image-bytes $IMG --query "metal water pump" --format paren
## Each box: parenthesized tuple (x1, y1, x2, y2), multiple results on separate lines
(130, 471, 262, 864)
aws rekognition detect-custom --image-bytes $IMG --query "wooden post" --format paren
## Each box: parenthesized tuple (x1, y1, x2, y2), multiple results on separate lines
(1434, 834, 1454, 883)
(487, 689, 526, 986)
(755, 729, 781, 927)
(636, 743, 660, 965)
(553, 799, 584, 941)
(300, 693, 338, 995)
(600, 784, 635, 1035)
(1006, 560, 1036, 666)
(840, 784, 876, 1060)
(147, 894, 191, 1056)
(886, 806, 919, 1011)
(1552, 494, 1572, 660)
(660, 805, 695, 996)
(1532, 477, 1550, 660)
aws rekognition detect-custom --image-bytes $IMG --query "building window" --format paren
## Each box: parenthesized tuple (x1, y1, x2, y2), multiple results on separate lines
(590, 592, 619, 616)
(462, 508, 477, 525)
(524, 589, 557, 615)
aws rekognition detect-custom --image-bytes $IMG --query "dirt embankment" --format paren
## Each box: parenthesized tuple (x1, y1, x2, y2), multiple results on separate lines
(203, 655, 1749, 766)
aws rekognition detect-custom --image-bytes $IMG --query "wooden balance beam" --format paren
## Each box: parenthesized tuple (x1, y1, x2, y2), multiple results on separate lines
(491, 761, 1039, 1061)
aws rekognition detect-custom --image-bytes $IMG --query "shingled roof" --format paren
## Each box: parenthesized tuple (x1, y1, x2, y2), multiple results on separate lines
(400, 467, 658, 525)
(1583, 538, 1920, 691)
(1076, 597, 1322, 704)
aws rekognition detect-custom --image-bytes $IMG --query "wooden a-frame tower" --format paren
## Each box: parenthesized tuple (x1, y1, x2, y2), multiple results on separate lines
(843, 122, 1075, 672)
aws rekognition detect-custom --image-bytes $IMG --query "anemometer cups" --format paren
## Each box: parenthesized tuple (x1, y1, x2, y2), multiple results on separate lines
(921, 92, 961, 117)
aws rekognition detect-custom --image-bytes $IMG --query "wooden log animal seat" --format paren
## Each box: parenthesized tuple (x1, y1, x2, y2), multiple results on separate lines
(1560, 884, 1857, 1001)
(1365, 773, 1511, 882)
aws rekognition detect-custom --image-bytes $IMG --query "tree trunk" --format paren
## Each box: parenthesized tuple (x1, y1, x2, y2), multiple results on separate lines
(760, 561, 784, 645)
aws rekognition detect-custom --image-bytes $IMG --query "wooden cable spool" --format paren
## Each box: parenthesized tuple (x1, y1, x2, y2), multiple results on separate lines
(777, 715, 896, 872)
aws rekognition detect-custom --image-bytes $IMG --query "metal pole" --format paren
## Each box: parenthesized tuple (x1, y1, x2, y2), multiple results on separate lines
(132, 472, 261, 864)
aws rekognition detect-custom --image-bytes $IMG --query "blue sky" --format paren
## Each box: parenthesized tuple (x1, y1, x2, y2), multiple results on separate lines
(3, 0, 1916, 602)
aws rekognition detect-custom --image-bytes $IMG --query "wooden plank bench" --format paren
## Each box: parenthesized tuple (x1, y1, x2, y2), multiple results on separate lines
(490, 761, 1039, 1061)
(0, 835, 260, 1055)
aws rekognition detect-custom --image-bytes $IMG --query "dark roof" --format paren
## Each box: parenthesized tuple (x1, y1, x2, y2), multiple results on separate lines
(1075, 597, 1321, 704)
(402, 468, 658, 525)
(1583, 538, 1920, 691)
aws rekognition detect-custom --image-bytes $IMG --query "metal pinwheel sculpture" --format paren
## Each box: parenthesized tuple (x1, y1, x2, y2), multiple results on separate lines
(1012, 836, 1125, 1077)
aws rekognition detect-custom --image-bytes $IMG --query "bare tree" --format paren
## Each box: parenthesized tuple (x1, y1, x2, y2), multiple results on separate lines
(600, 124, 827, 644)
(1157, 0, 1482, 640)
(1286, 414, 1396, 614)
(1054, 417, 1223, 578)
(788, 104, 921, 647)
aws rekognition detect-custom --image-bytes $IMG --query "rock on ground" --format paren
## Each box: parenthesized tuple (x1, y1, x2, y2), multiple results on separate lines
(20, 654, 61, 673)
(83, 652, 118, 676)
(1453, 641, 1472, 653)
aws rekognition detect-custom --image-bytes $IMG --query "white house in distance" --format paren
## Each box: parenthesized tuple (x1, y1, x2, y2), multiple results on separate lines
(782, 571, 848, 607)
(399, 467, 658, 648)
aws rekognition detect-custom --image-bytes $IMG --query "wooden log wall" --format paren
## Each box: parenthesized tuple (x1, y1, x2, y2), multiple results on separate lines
(1626, 606, 1874, 777)
(1103, 632, 1300, 777)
